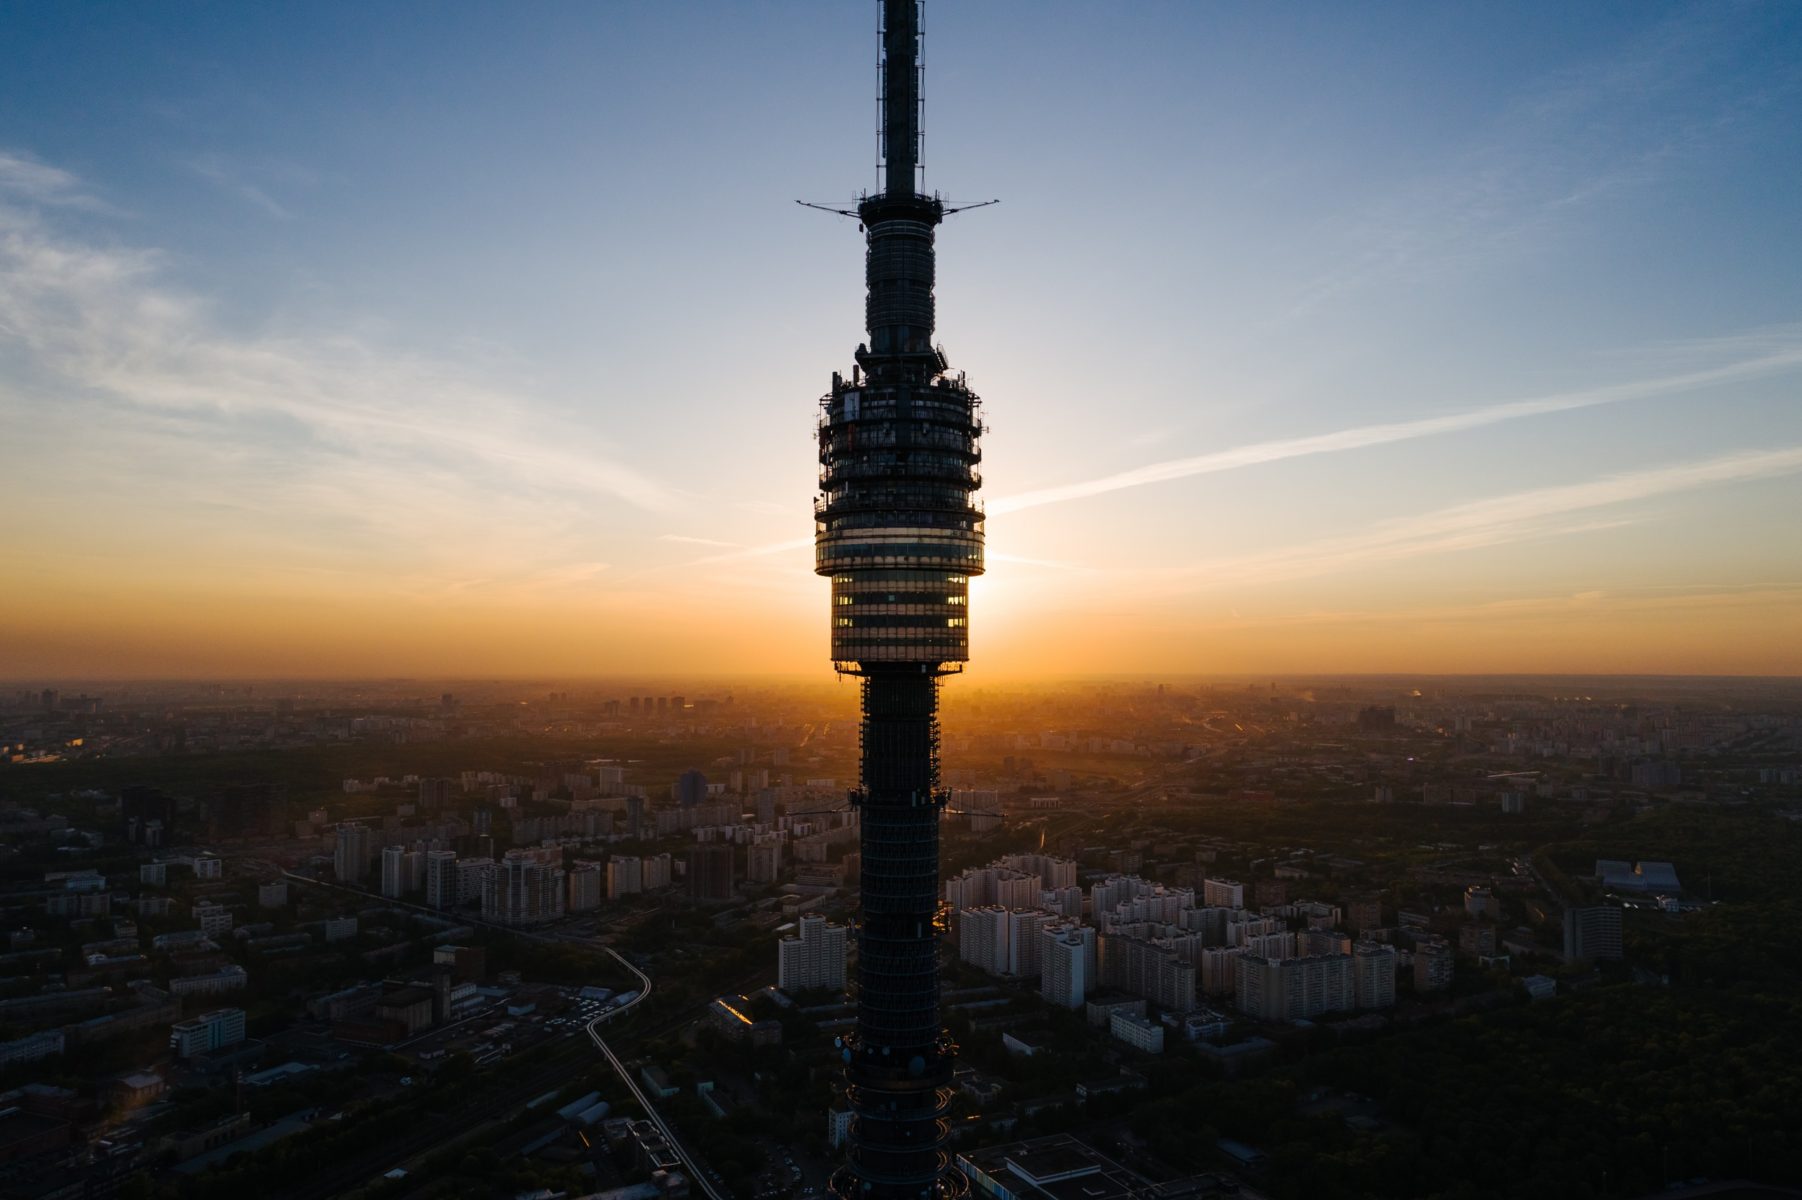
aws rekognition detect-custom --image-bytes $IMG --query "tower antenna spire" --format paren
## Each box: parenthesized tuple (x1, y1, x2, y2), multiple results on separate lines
(879, 0, 921, 199)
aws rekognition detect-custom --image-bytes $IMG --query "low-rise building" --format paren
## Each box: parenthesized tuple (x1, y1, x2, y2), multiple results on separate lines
(170, 1008, 246, 1059)
(1108, 1010, 1164, 1054)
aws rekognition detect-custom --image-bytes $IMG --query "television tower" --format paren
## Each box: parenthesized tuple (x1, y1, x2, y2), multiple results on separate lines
(813, 3, 983, 1199)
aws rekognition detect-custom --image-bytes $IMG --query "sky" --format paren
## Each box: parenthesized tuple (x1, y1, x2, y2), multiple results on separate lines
(2, 1, 1801, 681)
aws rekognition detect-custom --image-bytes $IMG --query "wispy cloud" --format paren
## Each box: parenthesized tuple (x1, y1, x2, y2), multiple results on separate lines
(689, 336, 1802, 569)
(1207, 582, 1802, 631)
(660, 534, 742, 549)
(0, 150, 111, 212)
(987, 552, 1092, 572)
(0, 149, 678, 594)
(1144, 445, 1802, 592)
(994, 336, 1802, 515)
(684, 535, 812, 566)
(1286, 8, 1798, 313)
(187, 154, 295, 220)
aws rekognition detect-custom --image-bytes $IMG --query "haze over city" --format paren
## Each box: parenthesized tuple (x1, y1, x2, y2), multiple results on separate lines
(4, 2, 1801, 680)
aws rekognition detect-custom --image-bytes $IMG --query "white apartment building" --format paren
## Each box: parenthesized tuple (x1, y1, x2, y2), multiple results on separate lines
(170, 1008, 246, 1059)
(1040, 922, 1090, 1009)
(1109, 1010, 1165, 1054)
(778, 913, 847, 993)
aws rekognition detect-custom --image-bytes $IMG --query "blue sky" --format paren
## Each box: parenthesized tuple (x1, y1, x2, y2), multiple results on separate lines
(3, 2, 1800, 677)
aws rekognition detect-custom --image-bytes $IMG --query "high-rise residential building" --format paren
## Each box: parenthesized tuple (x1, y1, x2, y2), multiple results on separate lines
(1040, 923, 1090, 1009)
(1203, 878, 1245, 910)
(957, 906, 1010, 976)
(169, 1008, 246, 1059)
(454, 857, 494, 906)
(778, 912, 848, 993)
(747, 835, 783, 884)
(424, 850, 458, 909)
(1234, 953, 1356, 1021)
(1353, 943, 1397, 1009)
(1200, 946, 1244, 997)
(1303, 928, 1353, 957)
(334, 822, 374, 884)
(380, 845, 423, 899)
(482, 852, 565, 926)
(687, 844, 737, 902)
(643, 852, 673, 890)
(606, 856, 643, 900)
(1413, 935, 1455, 991)
(1041, 885, 1083, 920)
(567, 861, 603, 912)
(1099, 934, 1197, 1012)
(1007, 909, 1053, 978)
(1563, 906, 1624, 962)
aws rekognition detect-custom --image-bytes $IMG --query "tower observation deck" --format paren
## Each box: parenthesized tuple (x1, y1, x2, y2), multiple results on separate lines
(813, 4, 981, 1200)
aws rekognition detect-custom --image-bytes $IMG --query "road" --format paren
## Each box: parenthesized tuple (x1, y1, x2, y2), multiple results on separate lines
(585, 946, 729, 1200)
(276, 865, 729, 1198)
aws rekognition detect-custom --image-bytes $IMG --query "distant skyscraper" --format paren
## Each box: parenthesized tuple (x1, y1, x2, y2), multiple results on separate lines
(675, 768, 709, 807)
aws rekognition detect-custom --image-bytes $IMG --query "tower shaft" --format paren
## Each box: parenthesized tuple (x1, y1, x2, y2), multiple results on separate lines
(815, 4, 982, 1200)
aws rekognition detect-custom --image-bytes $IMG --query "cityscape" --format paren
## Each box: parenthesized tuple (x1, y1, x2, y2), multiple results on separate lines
(5, 2, 1802, 1200)
(2, 676, 1801, 1199)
